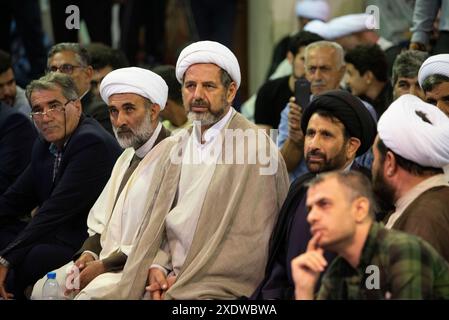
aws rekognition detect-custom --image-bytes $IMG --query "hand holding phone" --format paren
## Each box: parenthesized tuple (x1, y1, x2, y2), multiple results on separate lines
(295, 78, 311, 111)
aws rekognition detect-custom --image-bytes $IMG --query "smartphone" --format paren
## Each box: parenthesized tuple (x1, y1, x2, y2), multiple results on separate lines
(295, 78, 311, 111)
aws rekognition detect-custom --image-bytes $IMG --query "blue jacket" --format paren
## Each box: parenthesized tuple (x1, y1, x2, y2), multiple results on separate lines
(0, 115, 122, 266)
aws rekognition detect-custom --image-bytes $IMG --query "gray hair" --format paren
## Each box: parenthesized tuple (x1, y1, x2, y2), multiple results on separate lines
(304, 40, 345, 69)
(26, 72, 79, 103)
(306, 170, 378, 219)
(47, 42, 90, 68)
(421, 74, 449, 93)
(391, 50, 429, 86)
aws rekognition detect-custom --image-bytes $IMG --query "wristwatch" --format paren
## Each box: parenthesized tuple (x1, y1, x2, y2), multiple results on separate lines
(0, 256, 10, 268)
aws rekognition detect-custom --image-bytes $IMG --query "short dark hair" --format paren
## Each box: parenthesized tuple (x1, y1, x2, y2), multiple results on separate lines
(288, 31, 324, 56)
(344, 44, 388, 82)
(85, 43, 129, 70)
(151, 65, 182, 106)
(421, 74, 449, 93)
(307, 170, 378, 219)
(376, 137, 443, 176)
(391, 50, 428, 86)
(47, 43, 91, 67)
(0, 49, 12, 74)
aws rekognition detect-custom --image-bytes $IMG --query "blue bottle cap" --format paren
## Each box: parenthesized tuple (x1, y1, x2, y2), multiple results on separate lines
(47, 272, 56, 279)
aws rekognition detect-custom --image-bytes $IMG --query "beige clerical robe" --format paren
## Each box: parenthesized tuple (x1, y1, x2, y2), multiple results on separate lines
(95, 112, 290, 299)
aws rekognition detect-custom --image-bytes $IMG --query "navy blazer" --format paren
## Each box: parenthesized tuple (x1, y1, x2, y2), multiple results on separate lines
(0, 115, 122, 265)
(0, 104, 37, 194)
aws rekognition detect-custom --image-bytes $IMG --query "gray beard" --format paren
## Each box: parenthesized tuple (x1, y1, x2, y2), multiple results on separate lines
(187, 110, 222, 127)
(113, 114, 155, 149)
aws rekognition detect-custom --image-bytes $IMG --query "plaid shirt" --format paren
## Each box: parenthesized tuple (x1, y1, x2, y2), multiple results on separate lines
(317, 222, 449, 299)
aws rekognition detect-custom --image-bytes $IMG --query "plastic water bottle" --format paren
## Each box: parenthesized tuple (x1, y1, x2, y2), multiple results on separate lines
(42, 272, 60, 300)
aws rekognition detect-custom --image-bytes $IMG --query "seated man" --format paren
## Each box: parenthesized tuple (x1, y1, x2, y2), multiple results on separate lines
(293, 171, 449, 300)
(0, 50, 31, 115)
(278, 41, 347, 181)
(85, 43, 129, 101)
(418, 54, 449, 117)
(344, 44, 392, 117)
(152, 65, 191, 134)
(31, 67, 171, 300)
(92, 40, 290, 300)
(255, 31, 322, 131)
(391, 50, 428, 101)
(47, 43, 113, 135)
(253, 90, 377, 300)
(0, 73, 121, 300)
(0, 104, 36, 194)
(372, 94, 449, 261)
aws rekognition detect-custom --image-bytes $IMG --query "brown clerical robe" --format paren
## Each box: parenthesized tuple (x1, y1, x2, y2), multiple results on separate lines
(391, 186, 449, 262)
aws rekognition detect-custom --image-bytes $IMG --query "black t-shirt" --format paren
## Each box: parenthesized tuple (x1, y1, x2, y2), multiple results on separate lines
(254, 75, 293, 129)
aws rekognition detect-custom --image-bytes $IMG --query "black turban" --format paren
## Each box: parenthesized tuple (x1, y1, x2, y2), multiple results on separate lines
(300, 90, 377, 156)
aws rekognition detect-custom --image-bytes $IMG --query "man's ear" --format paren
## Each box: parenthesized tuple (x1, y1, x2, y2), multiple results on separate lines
(352, 197, 371, 222)
(384, 151, 398, 177)
(226, 82, 238, 105)
(339, 64, 347, 79)
(364, 70, 374, 85)
(287, 51, 294, 65)
(346, 137, 361, 159)
(73, 98, 82, 115)
(151, 103, 161, 122)
(84, 66, 93, 80)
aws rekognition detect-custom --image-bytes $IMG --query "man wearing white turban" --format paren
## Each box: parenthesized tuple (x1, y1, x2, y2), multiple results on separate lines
(372, 94, 449, 262)
(304, 13, 403, 77)
(418, 54, 449, 118)
(266, 0, 330, 79)
(91, 40, 289, 300)
(31, 67, 171, 300)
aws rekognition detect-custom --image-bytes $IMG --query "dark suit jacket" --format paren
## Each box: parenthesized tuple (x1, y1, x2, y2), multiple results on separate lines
(0, 104, 37, 194)
(251, 163, 371, 300)
(0, 115, 122, 266)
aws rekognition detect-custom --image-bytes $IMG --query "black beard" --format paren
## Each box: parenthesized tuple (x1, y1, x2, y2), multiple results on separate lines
(372, 166, 396, 218)
(305, 144, 348, 174)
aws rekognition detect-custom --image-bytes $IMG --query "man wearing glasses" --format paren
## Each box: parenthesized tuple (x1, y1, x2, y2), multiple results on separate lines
(47, 43, 113, 135)
(0, 72, 121, 299)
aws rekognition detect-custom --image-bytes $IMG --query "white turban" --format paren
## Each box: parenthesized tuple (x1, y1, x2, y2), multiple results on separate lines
(304, 13, 374, 40)
(418, 54, 449, 87)
(175, 40, 241, 89)
(295, 0, 330, 21)
(378, 94, 449, 168)
(303, 20, 332, 39)
(100, 67, 168, 110)
(325, 14, 372, 39)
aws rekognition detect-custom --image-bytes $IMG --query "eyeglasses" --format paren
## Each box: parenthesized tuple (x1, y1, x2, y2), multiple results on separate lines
(30, 100, 73, 120)
(47, 64, 84, 74)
